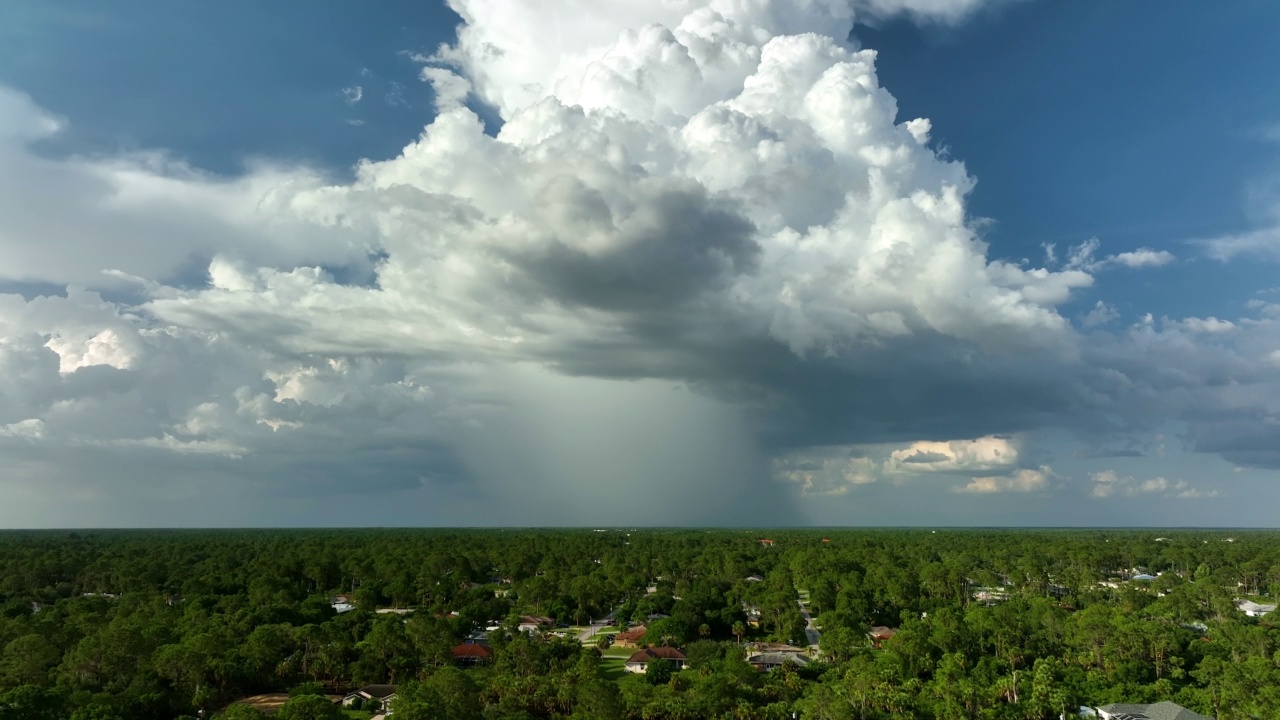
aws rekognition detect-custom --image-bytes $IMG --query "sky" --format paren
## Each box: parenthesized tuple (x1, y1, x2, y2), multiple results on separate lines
(1, 0, 1279, 528)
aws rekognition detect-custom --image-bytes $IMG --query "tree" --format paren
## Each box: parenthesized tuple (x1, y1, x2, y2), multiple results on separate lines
(216, 706, 266, 720)
(646, 658, 674, 685)
(1, 634, 60, 685)
(275, 695, 345, 720)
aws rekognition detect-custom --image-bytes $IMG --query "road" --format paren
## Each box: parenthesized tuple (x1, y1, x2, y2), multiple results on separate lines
(576, 605, 623, 643)
(797, 597, 820, 648)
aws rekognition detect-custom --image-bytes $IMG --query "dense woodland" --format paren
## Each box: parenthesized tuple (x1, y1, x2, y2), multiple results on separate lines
(1, 529, 1279, 719)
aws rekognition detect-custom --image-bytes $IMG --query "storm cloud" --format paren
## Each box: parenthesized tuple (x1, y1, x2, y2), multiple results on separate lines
(1, 0, 1278, 526)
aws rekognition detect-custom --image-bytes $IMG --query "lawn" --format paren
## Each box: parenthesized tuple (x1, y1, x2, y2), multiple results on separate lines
(599, 646, 634, 681)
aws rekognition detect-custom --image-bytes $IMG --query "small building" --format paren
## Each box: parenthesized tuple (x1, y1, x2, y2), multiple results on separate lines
(624, 647, 686, 673)
(376, 608, 414, 615)
(759, 539, 775, 547)
(331, 594, 356, 614)
(451, 643, 493, 665)
(647, 613, 670, 621)
(342, 685, 397, 713)
(516, 615, 551, 632)
(747, 652, 809, 672)
(743, 604, 762, 629)
(868, 626, 897, 649)
(745, 575, 764, 582)
(614, 625, 647, 648)
(973, 589, 1009, 605)
(1095, 700, 1211, 720)
(1236, 599, 1277, 617)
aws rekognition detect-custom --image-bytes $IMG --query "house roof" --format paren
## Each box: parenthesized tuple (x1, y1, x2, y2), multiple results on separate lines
(451, 643, 493, 659)
(626, 647, 686, 663)
(748, 652, 809, 667)
(351, 684, 397, 699)
(1098, 701, 1212, 720)
(748, 643, 808, 654)
(1236, 599, 1277, 613)
(518, 615, 553, 625)
(615, 625, 647, 642)
(868, 626, 897, 639)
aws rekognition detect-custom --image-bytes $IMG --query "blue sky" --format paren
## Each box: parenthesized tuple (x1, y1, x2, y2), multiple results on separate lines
(1, 0, 1279, 527)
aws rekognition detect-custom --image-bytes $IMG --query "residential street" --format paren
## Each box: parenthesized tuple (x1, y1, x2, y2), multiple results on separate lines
(797, 597, 820, 648)
(576, 605, 623, 643)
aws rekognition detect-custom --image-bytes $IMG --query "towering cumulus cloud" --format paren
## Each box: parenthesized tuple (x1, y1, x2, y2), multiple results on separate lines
(1, 0, 1274, 526)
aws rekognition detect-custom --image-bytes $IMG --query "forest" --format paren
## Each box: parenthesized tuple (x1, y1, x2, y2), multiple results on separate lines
(1, 529, 1278, 720)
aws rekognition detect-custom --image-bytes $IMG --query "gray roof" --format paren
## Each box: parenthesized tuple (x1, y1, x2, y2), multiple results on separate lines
(1099, 701, 1212, 720)
(747, 652, 809, 667)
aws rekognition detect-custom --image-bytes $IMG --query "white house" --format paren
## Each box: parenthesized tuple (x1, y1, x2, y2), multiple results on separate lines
(1236, 599, 1277, 617)
(342, 685, 397, 713)
(331, 595, 356, 613)
(624, 647, 686, 673)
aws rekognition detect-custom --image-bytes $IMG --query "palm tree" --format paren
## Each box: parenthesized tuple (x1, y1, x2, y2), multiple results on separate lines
(732, 621, 745, 646)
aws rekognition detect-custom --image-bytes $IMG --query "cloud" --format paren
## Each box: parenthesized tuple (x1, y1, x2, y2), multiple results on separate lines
(1166, 316, 1235, 334)
(1080, 301, 1118, 328)
(1089, 470, 1217, 500)
(341, 85, 364, 105)
(1108, 249, 1175, 268)
(1199, 226, 1280, 261)
(0, 87, 374, 287)
(0, 1, 1275, 525)
(957, 465, 1050, 494)
(774, 449, 878, 496)
(0, 418, 46, 440)
(885, 436, 1019, 475)
(1063, 238, 1175, 272)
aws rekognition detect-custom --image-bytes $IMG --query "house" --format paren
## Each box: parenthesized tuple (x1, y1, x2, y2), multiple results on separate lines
(1095, 700, 1211, 720)
(868, 626, 897, 649)
(759, 539, 775, 547)
(451, 643, 493, 665)
(614, 625, 647, 648)
(376, 608, 413, 615)
(1236, 599, 1277, 617)
(517, 614, 553, 631)
(624, 647, 686, 673)
(1131, 574, 1157, 582)
(331, 594, 356, 613)
(342, 685, 397, 713)
(747, 652, 809, 672)
(647, 613, 670, 621)
(973, 589, 1009, 605)
(747, 643, 810, 656)
(745, 575, 764, 583)
(744, 605, 763, 629)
